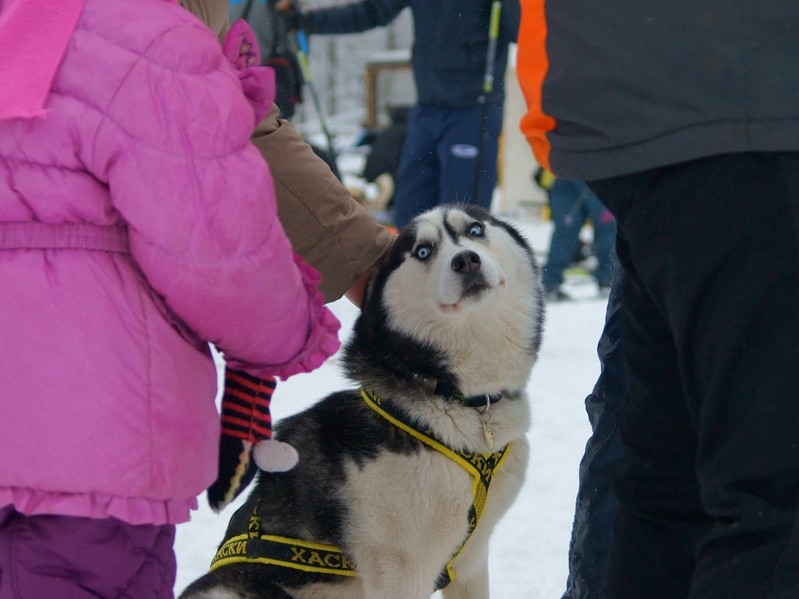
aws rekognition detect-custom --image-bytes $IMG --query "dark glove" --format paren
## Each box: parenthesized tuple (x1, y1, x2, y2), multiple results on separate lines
(207, 369, 298, 513)
(274, 0, 306, 32)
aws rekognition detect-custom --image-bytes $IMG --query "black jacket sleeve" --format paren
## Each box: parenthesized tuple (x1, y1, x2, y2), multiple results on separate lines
(304, 0, 409, 34)
(502, 0, 520, 42)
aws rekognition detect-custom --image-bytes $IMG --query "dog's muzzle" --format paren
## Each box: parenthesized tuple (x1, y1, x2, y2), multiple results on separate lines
(451, 250, 490, 296)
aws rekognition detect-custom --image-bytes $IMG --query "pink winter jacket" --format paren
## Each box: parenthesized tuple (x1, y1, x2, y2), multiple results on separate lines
(0, 0, 339, 525)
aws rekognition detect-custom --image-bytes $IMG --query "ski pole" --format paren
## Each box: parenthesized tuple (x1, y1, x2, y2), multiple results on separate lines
(472, 0, 502, 206)
(294, 29, 339, 173)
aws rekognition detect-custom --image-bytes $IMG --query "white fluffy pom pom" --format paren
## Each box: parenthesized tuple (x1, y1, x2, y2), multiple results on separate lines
(252, 439, 299, 472)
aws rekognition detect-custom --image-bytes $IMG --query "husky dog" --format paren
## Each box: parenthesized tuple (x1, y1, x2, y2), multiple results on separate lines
(181, 205, 544, 599)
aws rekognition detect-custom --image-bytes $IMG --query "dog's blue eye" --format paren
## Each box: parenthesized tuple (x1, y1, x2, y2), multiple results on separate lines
(414, 245, 432, 261)
(468, 223, 484, 237)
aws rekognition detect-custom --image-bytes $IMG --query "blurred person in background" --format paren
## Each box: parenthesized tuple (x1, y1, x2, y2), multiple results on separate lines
(277, 0, 520, 227)
(536, 170, 616, 301)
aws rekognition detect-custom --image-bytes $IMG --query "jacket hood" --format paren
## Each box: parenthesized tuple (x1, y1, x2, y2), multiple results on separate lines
(180, 0, 230, 38)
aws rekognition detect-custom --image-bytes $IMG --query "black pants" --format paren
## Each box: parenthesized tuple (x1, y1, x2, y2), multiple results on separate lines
(589, 152, 799, 599)
(561, 249, 624, 599)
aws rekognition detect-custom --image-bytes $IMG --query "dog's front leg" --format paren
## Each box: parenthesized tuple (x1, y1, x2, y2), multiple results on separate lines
(357, 557, 437, 599)
(440, 565, 489, 599)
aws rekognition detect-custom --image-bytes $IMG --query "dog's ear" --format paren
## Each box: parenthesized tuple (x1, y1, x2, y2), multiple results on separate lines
(361, 271, 377, 307)
(361, 229, 409, 309)
(359, 250, 388, 309)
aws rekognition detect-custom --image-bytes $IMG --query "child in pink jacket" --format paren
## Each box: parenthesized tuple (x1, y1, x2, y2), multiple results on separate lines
(0, 0, 339, 596)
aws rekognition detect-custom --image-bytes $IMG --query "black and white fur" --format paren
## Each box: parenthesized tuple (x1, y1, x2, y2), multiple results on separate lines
(181, 205, 545, 599)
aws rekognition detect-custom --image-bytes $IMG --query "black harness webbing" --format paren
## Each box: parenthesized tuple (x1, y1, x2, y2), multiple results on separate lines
(210, 527, 357, 577)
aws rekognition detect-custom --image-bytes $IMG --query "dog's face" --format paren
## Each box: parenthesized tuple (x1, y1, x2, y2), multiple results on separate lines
(384, 206, 514, 315)
(379, 205, 541, 336)
(348, 204, 543, 396)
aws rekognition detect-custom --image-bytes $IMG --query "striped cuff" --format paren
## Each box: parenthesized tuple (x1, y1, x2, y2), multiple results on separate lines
(221, 370, 276, 444)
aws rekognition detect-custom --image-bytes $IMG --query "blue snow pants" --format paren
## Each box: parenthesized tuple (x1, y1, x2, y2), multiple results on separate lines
(391, 102, 503, 228)
(543, 179, 616, 291)
(562, 248, 624, 599)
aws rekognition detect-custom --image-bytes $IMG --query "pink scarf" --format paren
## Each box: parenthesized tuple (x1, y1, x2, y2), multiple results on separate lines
(0, 0, 85, 120)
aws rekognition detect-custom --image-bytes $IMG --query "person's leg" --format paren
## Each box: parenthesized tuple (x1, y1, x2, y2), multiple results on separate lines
(591, 168, 714, 599)
(436, 103, 503, 209)
(608, 227, 708, 599)
(391, 104, 441, 228)
(0, 508, 176, 599)
(686, 153, 799, 599)
(561, 248, 624, 599)
(583, 189, 616, 290)
(594, 152, 799, 599)
(542, 179, 587, 294)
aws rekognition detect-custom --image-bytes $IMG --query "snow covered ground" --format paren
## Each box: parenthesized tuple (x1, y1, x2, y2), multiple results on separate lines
(173, 217, 611, 598)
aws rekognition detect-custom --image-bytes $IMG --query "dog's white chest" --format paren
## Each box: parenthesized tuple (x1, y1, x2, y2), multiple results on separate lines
(343, 449, 474, 558)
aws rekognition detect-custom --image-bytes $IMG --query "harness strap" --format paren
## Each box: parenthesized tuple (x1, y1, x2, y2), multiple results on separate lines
(210, 532, 357, 577)
(0, 222, 129, 253)
(360, 388, 511, 589)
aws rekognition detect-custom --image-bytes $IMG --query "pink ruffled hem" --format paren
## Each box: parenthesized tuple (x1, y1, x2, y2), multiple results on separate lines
(273, 254, 341, 379)
(0, 487, 198, 526)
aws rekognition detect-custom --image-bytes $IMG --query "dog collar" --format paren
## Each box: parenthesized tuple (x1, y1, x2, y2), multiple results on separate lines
(438, 385, 504, 408)
(426, 380, 510, 449)
(416, 376, 504, 408)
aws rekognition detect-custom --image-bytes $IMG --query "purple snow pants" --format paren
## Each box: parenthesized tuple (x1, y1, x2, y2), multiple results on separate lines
(0, 506, 176, 598)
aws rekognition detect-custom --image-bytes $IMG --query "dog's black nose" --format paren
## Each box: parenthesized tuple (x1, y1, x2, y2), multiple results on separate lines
(451, 250, 481, 274)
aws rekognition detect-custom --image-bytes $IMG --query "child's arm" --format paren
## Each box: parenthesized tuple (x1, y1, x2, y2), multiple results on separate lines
(88, 13, 339, 378)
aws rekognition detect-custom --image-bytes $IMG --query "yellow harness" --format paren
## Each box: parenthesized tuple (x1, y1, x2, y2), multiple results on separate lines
(209, 388, 511, 590)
